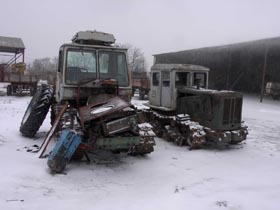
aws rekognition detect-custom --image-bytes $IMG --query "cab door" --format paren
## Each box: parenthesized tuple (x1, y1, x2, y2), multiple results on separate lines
(160, 71, 172, 108)
(149, 71, 161, 106)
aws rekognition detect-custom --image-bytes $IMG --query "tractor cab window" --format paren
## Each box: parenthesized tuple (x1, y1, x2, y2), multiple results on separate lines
(99, 51, 129, 87)
(193, 72, 207, 88)
(66, 49, 97, 84)
(175, 72, 189, 87)
(162, 71, 170, 87)
(99, 53, 109, 73)
(152, 72, 159, 86)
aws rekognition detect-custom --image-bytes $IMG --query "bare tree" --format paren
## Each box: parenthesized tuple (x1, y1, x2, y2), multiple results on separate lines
(117, 43, 147, 72)
(32, 57, 57, 72)
(30, 57, 57, 85)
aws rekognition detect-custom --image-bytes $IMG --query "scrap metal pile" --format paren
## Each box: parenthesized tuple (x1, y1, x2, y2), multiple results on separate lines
(45, 96, 155, 173)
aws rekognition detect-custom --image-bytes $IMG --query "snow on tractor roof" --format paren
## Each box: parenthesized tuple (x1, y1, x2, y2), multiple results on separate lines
(0, 36, 25, 54)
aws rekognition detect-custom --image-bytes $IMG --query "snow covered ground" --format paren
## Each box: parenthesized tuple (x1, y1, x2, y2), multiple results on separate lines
(0, 89, 280, 210)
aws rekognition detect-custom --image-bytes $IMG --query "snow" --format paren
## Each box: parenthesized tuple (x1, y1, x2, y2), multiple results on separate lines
(0, 90, 280, 210)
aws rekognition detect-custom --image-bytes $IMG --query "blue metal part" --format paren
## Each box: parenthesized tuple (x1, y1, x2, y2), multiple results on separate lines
(47, 129, 81, 173)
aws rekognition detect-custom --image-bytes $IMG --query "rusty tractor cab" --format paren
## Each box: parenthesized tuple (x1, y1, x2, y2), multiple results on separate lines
(55, 31, 132, 106)
(148, 64, 247, 148)
(0, 36, 38, 95)
(20, 31, 155, 173)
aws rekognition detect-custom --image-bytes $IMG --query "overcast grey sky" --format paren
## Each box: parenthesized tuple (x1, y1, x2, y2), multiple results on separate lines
(1, 0, 280, 67)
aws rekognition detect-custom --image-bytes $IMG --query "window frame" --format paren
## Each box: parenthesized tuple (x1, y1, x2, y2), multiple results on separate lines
(193, 72, 207, 88)
(152, 72, 160, 86)
(175, 72, 189, 88)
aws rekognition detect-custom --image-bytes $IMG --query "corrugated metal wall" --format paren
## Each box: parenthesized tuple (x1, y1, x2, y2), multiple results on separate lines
(154, 37, 280, 93)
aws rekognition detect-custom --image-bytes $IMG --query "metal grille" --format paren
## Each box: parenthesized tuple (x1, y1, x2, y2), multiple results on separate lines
(223, 98, 231, 124)
(223, 97, 242, 124)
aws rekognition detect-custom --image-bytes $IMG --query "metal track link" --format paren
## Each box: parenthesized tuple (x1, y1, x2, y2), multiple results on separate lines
(142, 109, 206, 149)
(129, 123, 156, 155)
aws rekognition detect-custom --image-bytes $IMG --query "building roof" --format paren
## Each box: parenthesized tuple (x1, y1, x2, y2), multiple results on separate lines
(0, 36, 25, 54)
(154, 36, 280, 57)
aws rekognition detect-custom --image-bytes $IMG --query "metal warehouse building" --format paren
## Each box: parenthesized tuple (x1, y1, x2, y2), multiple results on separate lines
(154, 37, 280, 93)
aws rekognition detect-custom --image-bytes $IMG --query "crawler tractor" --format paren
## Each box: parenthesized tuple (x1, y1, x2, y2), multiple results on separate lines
(20, 31, 155, 173)
(145, 64, 248, 149)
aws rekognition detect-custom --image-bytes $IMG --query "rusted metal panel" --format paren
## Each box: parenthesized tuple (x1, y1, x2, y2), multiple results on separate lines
(103, 114, 138, 135)
(3, 72, 38, 83)
(79, 97, 131, 126)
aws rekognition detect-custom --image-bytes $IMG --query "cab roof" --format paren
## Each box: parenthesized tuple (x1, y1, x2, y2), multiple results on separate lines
(60, 43, 128, 51)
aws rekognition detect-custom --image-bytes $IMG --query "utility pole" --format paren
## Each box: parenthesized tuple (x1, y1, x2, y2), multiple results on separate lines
(260, 43, 268, 103)
(226, 48, 232, 90)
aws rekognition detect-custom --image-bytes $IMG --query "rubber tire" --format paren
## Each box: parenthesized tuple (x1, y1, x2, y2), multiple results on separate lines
(20, 84, 53, 137)
(7, 85, 12, 96)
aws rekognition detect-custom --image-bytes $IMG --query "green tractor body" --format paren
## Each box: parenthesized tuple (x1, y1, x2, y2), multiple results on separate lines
(149, 64, 247, 146)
